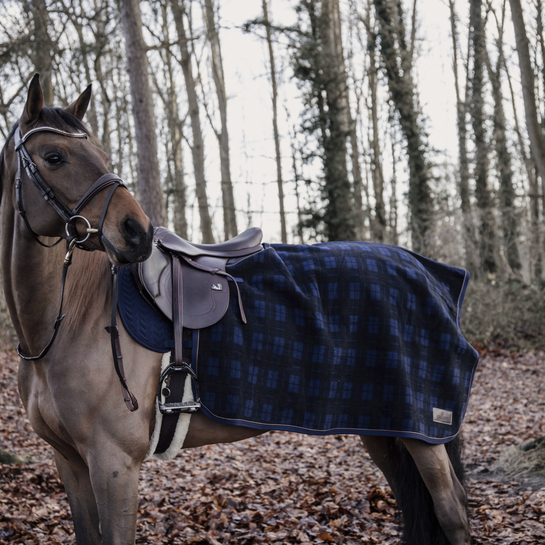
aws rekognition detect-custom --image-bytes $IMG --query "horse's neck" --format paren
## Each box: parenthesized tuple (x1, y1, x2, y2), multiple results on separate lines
(2, 211, 111, 355)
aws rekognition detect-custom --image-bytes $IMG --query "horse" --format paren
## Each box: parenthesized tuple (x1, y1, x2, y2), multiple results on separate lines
(0, 75, 472, 545)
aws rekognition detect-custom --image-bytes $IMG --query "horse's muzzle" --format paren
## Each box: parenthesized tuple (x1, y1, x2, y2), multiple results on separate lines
(103, 219, 153, 265)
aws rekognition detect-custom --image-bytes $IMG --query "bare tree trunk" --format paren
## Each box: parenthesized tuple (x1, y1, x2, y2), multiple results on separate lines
(485, 6, 521, 273)
(366, 0, 386, 243)
(262, 0, 287, 243)
(90, 1, 113, 158)
(319, 0, 356, 241)
(469, 0, 497, 274)
(170, 0, 215, 243)
(30, 0, 54, 105)
(509, 0, 545, 189)
(94, 54, 112, 161)
(372, 0, 432, 254)
(70, 0, 99, 136)
(504, 53, 542, 278)
(533, 0, 545, 219)
(158, 1, 187, 237)
(350, 123, 365, 241)
(449, 0, 478, 273)
(346, 13, 366, 241)
(289, 123, 305, 243)
(203, 0, 237, 240)
(389, 120, 399, 245)
(119, 0, 166, 226)
(409, 0, 417, 64)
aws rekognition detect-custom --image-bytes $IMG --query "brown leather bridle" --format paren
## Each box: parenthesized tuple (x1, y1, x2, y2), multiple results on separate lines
(14, 125, 126, 250)
(13, 125, 138, 411)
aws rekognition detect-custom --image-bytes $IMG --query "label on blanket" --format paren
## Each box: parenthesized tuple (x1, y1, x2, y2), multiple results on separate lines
(433, 408, 453, 425)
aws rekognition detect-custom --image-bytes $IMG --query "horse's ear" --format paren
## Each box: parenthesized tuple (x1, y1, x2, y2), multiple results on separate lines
(65, 85, 92, 121)
(20, 74, 44, 128)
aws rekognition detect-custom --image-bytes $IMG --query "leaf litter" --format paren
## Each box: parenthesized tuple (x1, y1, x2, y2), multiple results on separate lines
(1, 346, 544, 543)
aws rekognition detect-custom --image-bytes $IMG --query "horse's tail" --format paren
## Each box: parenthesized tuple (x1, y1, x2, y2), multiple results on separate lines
(388, 435, 466, 545)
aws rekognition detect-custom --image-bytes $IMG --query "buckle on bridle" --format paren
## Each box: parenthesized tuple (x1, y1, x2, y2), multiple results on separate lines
(64, 238, 77, 264)
(65, 215, 97, 245)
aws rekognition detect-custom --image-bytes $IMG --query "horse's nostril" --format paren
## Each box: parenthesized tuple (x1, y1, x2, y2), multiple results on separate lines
(116, 217, 153, 262)
(121, 217, 143, 245)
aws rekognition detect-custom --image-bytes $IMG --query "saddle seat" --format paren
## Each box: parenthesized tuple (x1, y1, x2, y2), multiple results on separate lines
(134, 226, 263, 330)
(155, 226, 264, 258)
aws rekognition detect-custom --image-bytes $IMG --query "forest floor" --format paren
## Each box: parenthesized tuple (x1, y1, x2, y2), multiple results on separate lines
(0, 346, 545, 544)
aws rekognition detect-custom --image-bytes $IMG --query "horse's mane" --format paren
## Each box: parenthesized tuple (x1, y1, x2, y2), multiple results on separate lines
(0, 107, 94, 206)
(65, 248, 111, 331)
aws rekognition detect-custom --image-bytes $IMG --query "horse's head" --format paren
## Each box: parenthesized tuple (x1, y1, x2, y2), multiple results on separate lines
(2, 74, 153, 265)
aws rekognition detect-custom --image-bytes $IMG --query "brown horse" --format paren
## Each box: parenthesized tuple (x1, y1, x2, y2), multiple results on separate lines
(1, 76, 470, 545)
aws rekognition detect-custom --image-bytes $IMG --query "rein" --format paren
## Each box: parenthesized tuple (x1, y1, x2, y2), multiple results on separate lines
(13, 125, 139, 412)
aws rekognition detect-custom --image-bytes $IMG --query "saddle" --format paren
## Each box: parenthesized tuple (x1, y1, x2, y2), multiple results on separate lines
(132, 226, 263, 419)
(135, 226, 263, 328)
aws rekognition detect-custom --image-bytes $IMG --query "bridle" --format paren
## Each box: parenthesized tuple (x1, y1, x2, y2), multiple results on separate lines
(14, 125, 125, 251)
(12, 124, 138, 411)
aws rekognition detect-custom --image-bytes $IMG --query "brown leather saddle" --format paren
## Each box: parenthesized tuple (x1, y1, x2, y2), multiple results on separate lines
(134, 226, 263, 329)
(132, 226, 263, 419)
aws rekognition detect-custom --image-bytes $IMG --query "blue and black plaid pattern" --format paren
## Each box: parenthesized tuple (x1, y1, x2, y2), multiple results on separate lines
(196, 242, 479, 443)
(117, 241, 479, 444)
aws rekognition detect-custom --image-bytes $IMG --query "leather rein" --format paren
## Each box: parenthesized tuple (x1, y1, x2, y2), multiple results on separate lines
(13, 125, 138, 411)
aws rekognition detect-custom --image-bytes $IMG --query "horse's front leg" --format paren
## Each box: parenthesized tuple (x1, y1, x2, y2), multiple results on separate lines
(85, 444, 143, 545)
(54, 449, 101, 545)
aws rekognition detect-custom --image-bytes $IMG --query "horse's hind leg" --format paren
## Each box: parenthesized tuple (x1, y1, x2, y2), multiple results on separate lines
(360, 436, 400, 496)
(54, 449, 101, 545)
(402, 438, 470, 545)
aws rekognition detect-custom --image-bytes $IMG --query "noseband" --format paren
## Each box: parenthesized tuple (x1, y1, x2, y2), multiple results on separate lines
(13, 125, 126, 250)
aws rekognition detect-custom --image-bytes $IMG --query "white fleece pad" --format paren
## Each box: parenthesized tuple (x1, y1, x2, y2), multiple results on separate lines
(145, 353, 193, 461)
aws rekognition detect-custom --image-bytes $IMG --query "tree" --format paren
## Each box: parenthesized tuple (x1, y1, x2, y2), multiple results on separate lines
(203, 0, 237, 241)
(149, 0, 188, 237)
(32, 0, 53, 105)
(170, 0, 215, 243)
(29, 0, 54, 105)
(509, 0, 545, 188)
(372, 0, 432, 254)
(292, 0, 356, 241)
(119, 0, 166, 226)
(468, 0, 497, 274)
(262, 0, 287, 243)
(485, 3, 521, 273)
(448, 0, 479, 273)
(503, 28, 542, 278)
(363, 0, 387, 243)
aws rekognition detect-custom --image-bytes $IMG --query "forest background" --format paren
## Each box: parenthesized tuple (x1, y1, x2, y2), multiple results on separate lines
(1, 0, 545, 347)
(3, 2, 545, 542)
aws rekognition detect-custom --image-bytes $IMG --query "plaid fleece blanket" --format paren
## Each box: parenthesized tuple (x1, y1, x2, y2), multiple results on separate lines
(118, 241, 479, 444)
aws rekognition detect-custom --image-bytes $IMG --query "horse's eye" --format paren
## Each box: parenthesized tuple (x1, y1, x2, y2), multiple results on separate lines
(44, 154, 64, 165)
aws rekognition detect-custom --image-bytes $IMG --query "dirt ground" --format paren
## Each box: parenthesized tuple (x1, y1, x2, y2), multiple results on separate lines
(1, 346, 545, 544)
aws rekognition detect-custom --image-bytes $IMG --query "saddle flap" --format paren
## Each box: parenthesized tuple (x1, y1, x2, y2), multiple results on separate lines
(137, 244, 230, 329)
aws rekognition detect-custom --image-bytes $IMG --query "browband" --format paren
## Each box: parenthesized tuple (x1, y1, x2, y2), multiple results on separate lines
(14, 126, 88, 151)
